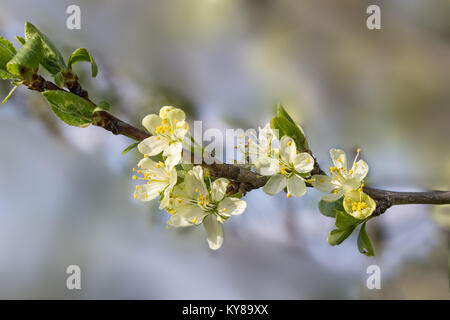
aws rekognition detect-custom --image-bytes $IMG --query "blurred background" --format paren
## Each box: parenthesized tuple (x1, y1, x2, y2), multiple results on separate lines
(0, 0, 449, 299)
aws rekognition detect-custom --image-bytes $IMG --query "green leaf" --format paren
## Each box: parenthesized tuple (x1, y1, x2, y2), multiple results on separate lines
(1, 84, 20, 104)
(335, 210, 362, 229)
(357, 222, 375, 256)
(270, 116, 307, 152)
(318, 198, 344, 218)
(276, 104, 295, 124)
(53, 71, 65, 87)
(25, 22, 66, 74)
(0, 36, 17, 55)
(96, 100, 110, 111)
(15, 36, 26, 46)
(42, 90, 95, 127)
(0, 69, 17, 80)
(6, 35, 43, 76)
(121, 142, 139, 155)
(327, 227, 355, 246)
(0, 38, 16, 70)
(68, 48, 98, 77)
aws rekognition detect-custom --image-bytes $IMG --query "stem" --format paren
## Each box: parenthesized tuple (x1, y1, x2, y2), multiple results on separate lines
(364, 187, 450, 205)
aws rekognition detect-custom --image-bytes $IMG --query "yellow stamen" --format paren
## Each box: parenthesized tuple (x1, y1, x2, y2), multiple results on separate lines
(132, 175, 137, 180)
(287, 193, 292, 198)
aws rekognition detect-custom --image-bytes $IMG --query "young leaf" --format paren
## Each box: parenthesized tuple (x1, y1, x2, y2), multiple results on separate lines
(327, 227, 355, 246)
(0, 36, 17, 55)
(0, 69, 17, 80)
(6, 35, 43, 76)
(15, 36, 26, 46)
(276, 104, 295, 124)
(68, 48, 98, 77)
(96, 100, 110, 111)
(42, 90, 95, 127)
(24, 22, 66, 74)
(121, 142, 139, 155)
(270, 116, 306, 152)
(335, 210, 362, 229)
(0, 39, 16, 71)
(357, 222, 375, 256)
(53, 71, 65, 88)
(1, 84, 19, 104)
(318, 198, 344, 218)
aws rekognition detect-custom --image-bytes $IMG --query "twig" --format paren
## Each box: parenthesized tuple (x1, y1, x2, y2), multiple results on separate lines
(23, 75, 450, 214)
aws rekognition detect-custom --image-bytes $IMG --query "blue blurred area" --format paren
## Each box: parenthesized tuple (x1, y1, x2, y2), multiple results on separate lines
(0, 0, 448, 299)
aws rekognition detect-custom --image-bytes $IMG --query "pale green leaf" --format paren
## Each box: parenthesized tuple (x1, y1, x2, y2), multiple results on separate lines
(1, 84, 19, 104)
(121, 142, 139, 155)
(15, 36, 26, 46)
(270, 116, 307, 152)
(25, 22, 66, 74)
(0, 69, 17, 80)
(68, 48, 98, 77)
(318, 198, 344, 218)
(335, 210, 362, 229)
(0, 36, 17, 55)
(6, 35, 43, 76)
(357, 222, 375, 256)
(276, 104, 295, 124)
(42, 90, 95, 127)
(327, 227, 355, 246)
(53, 71, 65, 87)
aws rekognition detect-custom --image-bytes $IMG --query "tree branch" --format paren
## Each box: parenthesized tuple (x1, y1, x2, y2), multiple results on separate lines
(24, 75, 450, 214)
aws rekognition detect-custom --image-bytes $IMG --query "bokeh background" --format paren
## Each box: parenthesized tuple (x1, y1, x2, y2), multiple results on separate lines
(0, 0, 449, 299)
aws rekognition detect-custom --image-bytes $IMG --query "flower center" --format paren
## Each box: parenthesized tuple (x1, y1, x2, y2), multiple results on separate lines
(351, 201, 368, 212)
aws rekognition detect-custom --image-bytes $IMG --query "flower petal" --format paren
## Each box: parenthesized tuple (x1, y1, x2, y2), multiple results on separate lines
(165, 152, 182, 168)
(280, 136, 297, 163)
(134, 181, 167, 201)
(351, 159, 369, 181)
(211, 178, 229, 202)
(287, 175, 307, 197)
(159, 106, 176, 119)
(137, 157, 169, 180)
(138, 136, 168, 156)
(293, 152, 314, 173)
(342, 177, 361, 193)
(166, 108, 186, 124)
(185, 166, 208, 197)
(203, 215, 224, 250)
(163, 141, 182, 157)
(159, 187, 172, 209)
(217, 197, 247, 216)
(262, 174, 287, 195)
(322, 189, 344, 202)
(142, 114, 162, 134)
(343, 190, 376, 219)
(255, 156, 279, 176)
(311, 175, 335, 192)
(330, 148, 347, 170)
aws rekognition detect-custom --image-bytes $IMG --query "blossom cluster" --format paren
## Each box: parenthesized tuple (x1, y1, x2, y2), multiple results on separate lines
(132, 106, 376, 250)
(132, 106, 246, 250)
